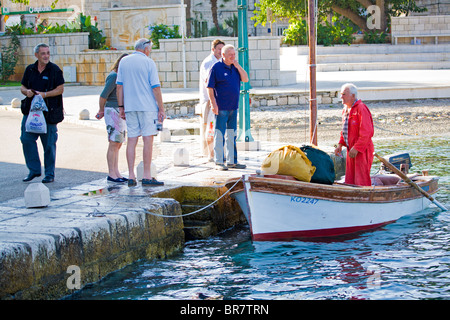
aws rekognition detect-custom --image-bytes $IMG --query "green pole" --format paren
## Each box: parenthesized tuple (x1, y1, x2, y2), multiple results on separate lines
(237, 0, 253, 142)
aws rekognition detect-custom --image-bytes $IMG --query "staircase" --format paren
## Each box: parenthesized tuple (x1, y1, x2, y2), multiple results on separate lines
(280, 44, 450, 83)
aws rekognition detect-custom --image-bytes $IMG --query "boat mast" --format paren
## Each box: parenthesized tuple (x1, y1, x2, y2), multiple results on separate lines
(308, 0, 318, 146)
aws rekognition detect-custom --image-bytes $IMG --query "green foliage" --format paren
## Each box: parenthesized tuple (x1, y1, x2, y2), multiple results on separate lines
(4, 14, 106, 50)
(317, 15, 356, 46)
(76, 14, 106, 49)
(363, 30, 388, 44)
(283, 14, 355, 46)
(283, 19, 308, 45)
(148, 24, 182, 49)
(0, 33, 21, 83)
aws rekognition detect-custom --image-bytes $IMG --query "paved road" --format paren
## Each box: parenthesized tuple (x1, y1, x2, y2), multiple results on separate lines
(0, 108, 131, 202)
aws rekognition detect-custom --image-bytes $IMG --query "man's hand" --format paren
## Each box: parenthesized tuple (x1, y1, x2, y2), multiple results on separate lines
(349, 147, 359, 158)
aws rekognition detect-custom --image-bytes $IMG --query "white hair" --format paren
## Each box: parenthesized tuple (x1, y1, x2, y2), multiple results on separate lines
(221, 44, 235, 55)
(341, 83, 358, 98)
(134, 38, 152, 51)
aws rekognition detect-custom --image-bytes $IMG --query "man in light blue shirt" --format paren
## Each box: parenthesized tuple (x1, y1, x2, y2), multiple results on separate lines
(117, 38, 165, 187)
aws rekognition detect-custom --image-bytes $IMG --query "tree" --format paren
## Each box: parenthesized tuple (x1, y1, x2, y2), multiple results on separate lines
(253, 0, 426, 33)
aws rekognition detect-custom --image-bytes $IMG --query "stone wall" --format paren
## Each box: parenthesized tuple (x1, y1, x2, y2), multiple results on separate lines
(155, 36, 281, 88)
(391, 15, 450, 44)
(2, 33, 282, 88)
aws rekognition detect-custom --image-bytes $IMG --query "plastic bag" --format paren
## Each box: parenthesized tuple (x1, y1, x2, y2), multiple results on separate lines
(30, 94, 48, 112)
(206, 110, 215, 139)
(261, 145, 316, 182)
(25, 95, 48, 134)
(25, 110, 47, 134)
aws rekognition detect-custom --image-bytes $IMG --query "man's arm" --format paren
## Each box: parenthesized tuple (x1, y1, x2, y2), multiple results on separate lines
(152, 86, 165, 123)
(207, 88, 219, 115)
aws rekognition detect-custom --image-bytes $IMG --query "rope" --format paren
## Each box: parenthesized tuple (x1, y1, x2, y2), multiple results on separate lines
(143, 178, 243, 218)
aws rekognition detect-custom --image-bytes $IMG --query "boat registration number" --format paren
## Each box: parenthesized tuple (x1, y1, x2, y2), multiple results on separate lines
(290, 196, 319, 205)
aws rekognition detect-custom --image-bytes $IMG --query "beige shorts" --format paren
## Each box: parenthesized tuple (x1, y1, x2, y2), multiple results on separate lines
(125, 111, 158, 138)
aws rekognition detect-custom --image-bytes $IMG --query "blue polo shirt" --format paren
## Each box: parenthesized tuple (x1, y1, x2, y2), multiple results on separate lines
(207, 60, 241, 110)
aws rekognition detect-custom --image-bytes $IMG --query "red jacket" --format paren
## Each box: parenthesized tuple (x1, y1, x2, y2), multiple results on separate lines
(339, 100, 374, 186)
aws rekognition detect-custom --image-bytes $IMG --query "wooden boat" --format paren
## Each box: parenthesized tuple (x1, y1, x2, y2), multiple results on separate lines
(225, 0, 444, 241)
(225, 174, 440, 241)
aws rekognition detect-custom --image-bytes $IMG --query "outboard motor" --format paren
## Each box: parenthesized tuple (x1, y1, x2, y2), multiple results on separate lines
(380, 152, 412, 174)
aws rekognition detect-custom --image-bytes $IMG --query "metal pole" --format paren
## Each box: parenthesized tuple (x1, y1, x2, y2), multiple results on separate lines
(237, 0, 253, 142)
(308, 0, 318, 146)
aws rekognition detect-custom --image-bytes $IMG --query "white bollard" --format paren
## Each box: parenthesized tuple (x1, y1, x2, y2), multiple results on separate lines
(174, 148, 189, 166)
(79, 109, 90, 120)
(159, 128, 171, 142)
(11, 98, 21, 108)
(136, 161, 157, 180)
(24, 183, 50, 208)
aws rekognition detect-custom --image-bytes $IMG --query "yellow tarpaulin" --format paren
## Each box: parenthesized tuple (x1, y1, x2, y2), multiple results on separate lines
(261, 145, 316, 182)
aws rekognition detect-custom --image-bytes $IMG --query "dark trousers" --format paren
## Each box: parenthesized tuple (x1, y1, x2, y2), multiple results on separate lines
(20, 115, 58, 179)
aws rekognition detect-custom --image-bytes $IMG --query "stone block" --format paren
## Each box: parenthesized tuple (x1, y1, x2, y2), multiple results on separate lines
(11, 98, 21, 108)
(79, 109, 90, 120)
(174, 148, 189, 166)
(136, 161, 158, 180)
(159, 128, 171, 142)
(24, 183, 50, 208)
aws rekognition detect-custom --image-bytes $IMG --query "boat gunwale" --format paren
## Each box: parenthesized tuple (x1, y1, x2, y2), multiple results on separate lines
(225, 175, 439, 204)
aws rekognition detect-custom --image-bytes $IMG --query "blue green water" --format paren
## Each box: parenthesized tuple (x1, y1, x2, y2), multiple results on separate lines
(70, 135, 449, 300)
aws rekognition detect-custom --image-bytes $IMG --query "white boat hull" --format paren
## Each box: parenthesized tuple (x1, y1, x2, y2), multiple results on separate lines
(228, 175, 439, 241)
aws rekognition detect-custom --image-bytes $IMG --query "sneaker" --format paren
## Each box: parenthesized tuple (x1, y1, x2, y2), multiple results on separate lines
(227, 163, 246, 169)
(128, 179, 137, 187)
(215, 163, 228, 171)
(142, 178, 164, 186)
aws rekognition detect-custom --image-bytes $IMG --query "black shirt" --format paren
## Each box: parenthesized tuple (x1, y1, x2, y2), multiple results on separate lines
(21, 61, 65, 124)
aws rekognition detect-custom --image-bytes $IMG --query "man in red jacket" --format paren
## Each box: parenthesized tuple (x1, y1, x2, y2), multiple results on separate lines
(334, 83, 374, 186)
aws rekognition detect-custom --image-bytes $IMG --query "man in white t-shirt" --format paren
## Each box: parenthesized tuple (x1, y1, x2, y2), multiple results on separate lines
(199, 39, 224, 161)
(116, 38, 165, 187)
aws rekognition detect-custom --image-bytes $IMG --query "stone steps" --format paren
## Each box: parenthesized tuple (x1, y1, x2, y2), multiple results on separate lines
(280, 44, 450, 75)
(317, 60, 450, 72)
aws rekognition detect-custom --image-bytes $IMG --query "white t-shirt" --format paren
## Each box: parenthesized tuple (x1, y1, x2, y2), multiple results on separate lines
(199, 53, 219, 103)
(116, 51, 161, 112)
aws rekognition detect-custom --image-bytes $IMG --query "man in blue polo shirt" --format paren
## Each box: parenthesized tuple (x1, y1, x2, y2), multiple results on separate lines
(207, 44, 249, 170)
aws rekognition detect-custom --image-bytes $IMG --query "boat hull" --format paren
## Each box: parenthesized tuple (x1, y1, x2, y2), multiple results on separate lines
(228, 175, 439, 241)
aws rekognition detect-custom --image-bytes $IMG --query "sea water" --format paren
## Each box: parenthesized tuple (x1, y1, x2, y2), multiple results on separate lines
(69, 136, 449, 300)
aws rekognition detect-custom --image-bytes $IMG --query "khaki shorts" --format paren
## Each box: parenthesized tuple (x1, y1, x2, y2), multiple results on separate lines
(125, 111, 158, 138)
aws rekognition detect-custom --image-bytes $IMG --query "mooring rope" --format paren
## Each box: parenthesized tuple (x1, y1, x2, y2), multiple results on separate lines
(143, 177, 243, 218)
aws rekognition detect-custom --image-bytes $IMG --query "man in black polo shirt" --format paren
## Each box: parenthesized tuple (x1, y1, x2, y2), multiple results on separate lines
(20, 43, 64, 183)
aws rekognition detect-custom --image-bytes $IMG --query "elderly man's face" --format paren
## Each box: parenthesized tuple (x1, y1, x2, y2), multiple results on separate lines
(35, 47, 50, 65)
(340, 88, 355, 106)
(222, 48, 236, 66)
